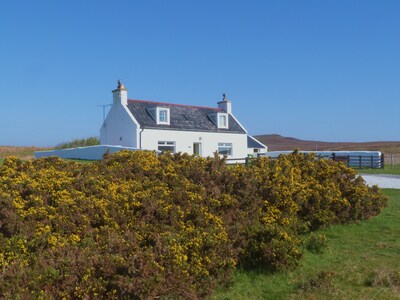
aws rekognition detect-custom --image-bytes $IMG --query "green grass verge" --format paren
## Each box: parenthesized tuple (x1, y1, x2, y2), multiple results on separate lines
(357, 165, 400, 175)
(211, 189, 400, 300)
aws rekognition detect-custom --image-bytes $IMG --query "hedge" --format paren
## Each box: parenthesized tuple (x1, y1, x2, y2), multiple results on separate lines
(0, 151, 387, 299)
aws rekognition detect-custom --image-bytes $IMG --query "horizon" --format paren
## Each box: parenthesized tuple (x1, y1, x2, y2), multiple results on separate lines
(1, 1, 399, 147)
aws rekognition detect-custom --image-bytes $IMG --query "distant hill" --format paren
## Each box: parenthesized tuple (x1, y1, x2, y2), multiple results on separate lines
(255, 134, 400, 154)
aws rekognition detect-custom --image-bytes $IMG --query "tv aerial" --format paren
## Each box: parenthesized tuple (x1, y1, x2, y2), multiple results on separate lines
(97, 104, 112, 121)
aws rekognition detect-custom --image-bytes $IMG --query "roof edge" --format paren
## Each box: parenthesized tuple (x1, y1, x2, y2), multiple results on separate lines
(128, 99, 222, 111)
(248, 135, 268, 149)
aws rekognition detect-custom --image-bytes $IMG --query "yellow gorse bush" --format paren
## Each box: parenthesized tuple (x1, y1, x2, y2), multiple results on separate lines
(0, 151, 387, 299)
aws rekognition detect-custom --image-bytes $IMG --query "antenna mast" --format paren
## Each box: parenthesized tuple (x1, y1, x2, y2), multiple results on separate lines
(97, 104, 112, 121)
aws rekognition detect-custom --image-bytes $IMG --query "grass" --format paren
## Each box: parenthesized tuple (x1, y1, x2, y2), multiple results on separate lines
(0, 147, 96, 165)
(0, 146, 49, 161)
(211, 189, 400, 299)
(357, 165, 400, 175)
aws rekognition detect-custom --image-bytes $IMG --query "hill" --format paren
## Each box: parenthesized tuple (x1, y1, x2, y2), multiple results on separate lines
(255, 134, 400, 154)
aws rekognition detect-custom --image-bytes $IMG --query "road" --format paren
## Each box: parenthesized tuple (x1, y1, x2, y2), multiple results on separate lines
(359, 174, 400, 189)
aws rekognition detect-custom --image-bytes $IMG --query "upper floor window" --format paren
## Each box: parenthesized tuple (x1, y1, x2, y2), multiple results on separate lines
(147, 107, 170, 125)
(218, 114, 228, 128)
(157, 108, 170, 125)
(208, 112, 229, 129)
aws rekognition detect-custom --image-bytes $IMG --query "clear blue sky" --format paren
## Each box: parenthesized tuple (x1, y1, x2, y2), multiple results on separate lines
(1, 0, 399, 146)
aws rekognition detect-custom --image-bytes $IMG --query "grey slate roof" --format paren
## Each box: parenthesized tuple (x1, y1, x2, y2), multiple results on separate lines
(127, 99, 246, 134)
(247, 135, 267, 149)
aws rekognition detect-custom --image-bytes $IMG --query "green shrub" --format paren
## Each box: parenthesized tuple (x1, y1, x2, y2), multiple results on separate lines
(55, 136, 100, 149)
(305, 233, 328, 254)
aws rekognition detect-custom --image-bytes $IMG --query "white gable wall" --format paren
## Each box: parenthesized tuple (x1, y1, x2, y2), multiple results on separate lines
(100, 103, 139, 148)
(140, 129, 248, 159)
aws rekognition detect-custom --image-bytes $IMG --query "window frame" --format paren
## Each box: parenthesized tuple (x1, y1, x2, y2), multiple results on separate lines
(207, 112, 229, 129)
(158, 141, 176, 153)
(218, 114, 228, 128)
(218, 142, 233, 156)
(157, 107, 170, 125)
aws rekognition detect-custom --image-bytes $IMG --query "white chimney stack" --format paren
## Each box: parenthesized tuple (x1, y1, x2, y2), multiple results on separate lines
(112, 80, 128, 106)
(217, 93, 232, 114)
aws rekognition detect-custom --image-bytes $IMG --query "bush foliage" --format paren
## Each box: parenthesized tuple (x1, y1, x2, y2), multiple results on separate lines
(0, 151, 387, 299)
(55, 136, 100, 149)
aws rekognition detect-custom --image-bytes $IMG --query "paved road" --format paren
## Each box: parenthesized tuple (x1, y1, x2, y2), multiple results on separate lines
(359, 174, 400, 189)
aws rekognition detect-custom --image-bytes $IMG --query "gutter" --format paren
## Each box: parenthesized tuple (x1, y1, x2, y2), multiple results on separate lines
(139, 128, 144, 149)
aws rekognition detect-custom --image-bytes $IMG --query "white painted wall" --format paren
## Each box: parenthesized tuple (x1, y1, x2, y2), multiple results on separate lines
(100, 103, 139, 147)
(141, 129, 248, 159)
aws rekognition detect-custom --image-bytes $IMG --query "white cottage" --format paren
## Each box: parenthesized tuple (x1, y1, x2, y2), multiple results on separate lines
(100, 81, 267, 158)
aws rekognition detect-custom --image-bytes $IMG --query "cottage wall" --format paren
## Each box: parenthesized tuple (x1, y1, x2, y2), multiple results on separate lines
(140, 129, 248, 158)
(100, 103, 139, 148)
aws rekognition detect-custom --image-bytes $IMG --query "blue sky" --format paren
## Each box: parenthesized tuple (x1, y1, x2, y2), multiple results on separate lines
(1, 0, 399, 146)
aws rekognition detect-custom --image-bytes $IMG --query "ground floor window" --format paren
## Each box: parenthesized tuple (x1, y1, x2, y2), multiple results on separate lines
(218, 143, 232, 156)
(158, 141, 176, 153)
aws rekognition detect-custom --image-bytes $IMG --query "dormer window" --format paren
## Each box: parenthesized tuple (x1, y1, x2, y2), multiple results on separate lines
(147, 107, 170, 125)
(158, 108, 169, 124)
(218, 113, 228, 128)
(208, 112, 229, 129)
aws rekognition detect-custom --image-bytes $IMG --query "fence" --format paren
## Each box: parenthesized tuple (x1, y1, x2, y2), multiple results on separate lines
(331, 153, 384, 169)
(225, 157, 251, 165)
(226, 153, 385, 169)
(385, 153, 400, 166)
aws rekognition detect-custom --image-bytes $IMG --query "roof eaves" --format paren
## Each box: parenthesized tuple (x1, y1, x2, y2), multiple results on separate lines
(140, 126, 245, 134)
(128, 99, 222, 111)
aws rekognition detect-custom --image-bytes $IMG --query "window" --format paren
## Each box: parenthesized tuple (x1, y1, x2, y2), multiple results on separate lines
(159, 109, 168, 123)
(146, 107, 170, 125)
(158, 141, 175, 153)
(218, 143, 232, 156)
(157, 108, 170, 125)
(208, 112, 228, 129)
(218, 114, 227, 128)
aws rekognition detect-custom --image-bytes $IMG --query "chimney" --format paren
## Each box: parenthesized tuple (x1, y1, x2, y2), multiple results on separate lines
(112, 80, 128, 105)
(217, 93, 232, 114)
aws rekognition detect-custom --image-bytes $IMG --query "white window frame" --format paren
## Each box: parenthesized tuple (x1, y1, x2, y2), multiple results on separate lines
(157, 107, 170, 125)
(218, 113, 228, 128)
(208, 112, 229, 129)
(218, 142, 232, 156)
(158, 141, 176, 153)
(147, 107, 170, 125)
